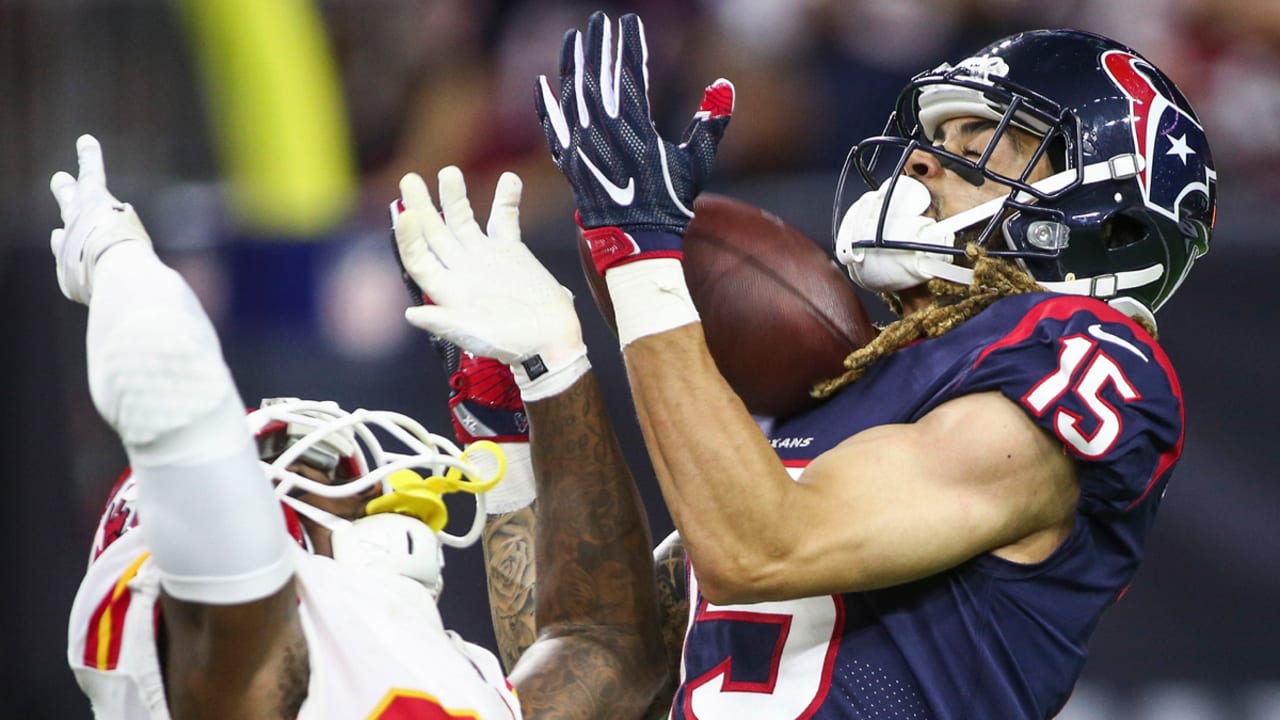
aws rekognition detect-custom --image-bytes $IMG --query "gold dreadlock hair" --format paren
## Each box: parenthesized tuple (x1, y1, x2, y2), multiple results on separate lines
(811, 244, 1046, 399)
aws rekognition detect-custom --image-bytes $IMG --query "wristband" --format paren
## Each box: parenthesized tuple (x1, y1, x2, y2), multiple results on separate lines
(513, 349, 591, 402)
(604, 258, 700, 347)
(481, 442, 537, 514)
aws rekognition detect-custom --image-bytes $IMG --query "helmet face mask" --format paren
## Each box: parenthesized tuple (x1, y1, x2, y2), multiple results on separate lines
(256, 421, 361, 489)
(247, 398, 501, 598)
(835, 29, 1216, 316)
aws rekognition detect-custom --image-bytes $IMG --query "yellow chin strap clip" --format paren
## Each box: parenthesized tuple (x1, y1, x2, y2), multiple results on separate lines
(364, 441, 507, 532)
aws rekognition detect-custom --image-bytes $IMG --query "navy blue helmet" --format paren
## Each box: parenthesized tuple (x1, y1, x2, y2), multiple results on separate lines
(836, 29, 1216, 317)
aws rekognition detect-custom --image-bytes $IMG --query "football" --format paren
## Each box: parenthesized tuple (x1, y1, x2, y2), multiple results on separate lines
(577, 193, 877, 418)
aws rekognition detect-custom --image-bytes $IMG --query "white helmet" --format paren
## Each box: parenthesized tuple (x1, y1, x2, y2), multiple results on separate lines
(248, 397, 506, 598)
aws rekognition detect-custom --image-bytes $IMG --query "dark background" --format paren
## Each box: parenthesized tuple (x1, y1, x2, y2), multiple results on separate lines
(3, 1, 1277, 718)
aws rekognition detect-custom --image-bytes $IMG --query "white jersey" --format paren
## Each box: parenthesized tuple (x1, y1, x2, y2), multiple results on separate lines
(68, 521, 522, 719)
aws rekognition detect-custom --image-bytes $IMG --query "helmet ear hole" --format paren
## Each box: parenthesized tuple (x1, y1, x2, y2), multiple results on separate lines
(1102, 212, 1148, 251)
(1046, 134, 1067, 174)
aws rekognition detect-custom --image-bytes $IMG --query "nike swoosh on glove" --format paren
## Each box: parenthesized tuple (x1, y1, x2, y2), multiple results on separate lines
(536, 11, 734, 274)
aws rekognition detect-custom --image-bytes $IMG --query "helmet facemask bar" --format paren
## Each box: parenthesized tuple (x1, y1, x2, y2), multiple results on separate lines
(249, 399, 499, 549)
(834, 80, 1085, 266)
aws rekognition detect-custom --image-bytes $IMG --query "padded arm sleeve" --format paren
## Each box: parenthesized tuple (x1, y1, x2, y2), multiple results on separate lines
(87, 243, 293, 604)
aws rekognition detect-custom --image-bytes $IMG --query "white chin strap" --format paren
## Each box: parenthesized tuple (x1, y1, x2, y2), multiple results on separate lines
(837, 154, 1164, 307)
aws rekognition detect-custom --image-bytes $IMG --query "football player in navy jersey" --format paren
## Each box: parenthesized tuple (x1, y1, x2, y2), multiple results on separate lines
(402, 10, 1216, 720)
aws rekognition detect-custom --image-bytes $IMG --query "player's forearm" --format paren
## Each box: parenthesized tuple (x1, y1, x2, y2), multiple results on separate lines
(623, 323, 796, 604)
(524, 372, 662, 642)
(511, 632, 665, 720)
(480, 506, 538, 672)
(645, 532, 689, 719)
(514, 370, 667, 716)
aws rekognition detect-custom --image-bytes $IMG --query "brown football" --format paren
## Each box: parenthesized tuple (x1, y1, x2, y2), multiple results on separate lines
(577, 193, 877, 418)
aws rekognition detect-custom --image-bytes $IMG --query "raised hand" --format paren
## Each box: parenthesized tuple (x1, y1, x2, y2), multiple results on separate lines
(390, 200, 529, 445)
(48, 134, 153, 304)
(536, 11, 734, 274)
(392, 167, 589, 401)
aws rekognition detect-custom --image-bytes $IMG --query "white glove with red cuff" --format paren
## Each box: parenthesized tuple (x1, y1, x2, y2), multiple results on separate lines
(393, 167, 590, 402)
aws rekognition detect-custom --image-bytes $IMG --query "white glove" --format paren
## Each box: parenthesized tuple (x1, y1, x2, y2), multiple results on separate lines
(49, 134, 153, 304)
(834, 176, 956, 293)
(394, 167, 589, 400)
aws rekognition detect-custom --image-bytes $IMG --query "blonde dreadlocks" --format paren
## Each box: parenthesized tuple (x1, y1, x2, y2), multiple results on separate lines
(812, 244, 1045, 399)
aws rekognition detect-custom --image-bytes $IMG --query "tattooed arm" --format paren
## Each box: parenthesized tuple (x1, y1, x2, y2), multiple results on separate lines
(481, 506, 538, 672)
(509, 373, 667, 720)
(486, 517, 689, 698)
(645, 531, 689, 719)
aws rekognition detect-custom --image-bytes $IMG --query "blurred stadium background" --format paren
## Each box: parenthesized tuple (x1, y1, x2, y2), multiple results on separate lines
(2, 1, 1277, 717)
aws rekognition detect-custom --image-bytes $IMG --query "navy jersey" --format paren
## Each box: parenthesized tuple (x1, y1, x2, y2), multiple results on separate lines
(672, 293, 1183, 719)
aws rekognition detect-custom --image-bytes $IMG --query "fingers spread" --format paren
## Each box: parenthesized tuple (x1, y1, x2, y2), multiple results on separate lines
(595, 13, 621, 118)
(557, 26, 577, 83)
(536, 76, 571, 151)
(392, 205, 425, 265)
(487, 172, 523, 241)
(395, 174, 443, 272)
(437, 166, 486, 246)
(400, 171, 459, 259)
(679, 79, 736, 188)
(616, 14, 652, 120)
(404, 304, 469, 348)
(399, 172, 435, 218)
(585, 12, 621, 117)
(583, 11, 607, 79)
(573, 30, 590, 129)
(619, 14, 649, 81)
(393, 207, 448, 293)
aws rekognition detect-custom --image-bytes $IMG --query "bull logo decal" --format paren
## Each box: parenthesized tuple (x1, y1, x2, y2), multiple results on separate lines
(1101, 50, 1215, 224)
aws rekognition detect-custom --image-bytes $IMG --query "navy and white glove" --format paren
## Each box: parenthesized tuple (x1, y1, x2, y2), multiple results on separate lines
(536, 11, 734, 275)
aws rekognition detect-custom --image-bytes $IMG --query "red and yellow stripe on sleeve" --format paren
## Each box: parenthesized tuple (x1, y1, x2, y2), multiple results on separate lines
(82, 552, 151, 671)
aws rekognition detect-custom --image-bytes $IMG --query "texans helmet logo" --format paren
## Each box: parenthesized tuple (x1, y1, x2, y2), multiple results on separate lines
(1101, 50, 1216, 224)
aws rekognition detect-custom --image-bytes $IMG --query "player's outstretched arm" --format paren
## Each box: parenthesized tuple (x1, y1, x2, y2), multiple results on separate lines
(52, 135, 306, 717)
(509, 373, 667, 717)
(390, 220, 692, 692)
(389, 214, 539, 672)
(483, 502, 538, 672)
(531, 11, 794, 606)
(393, 166, 667, 716)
